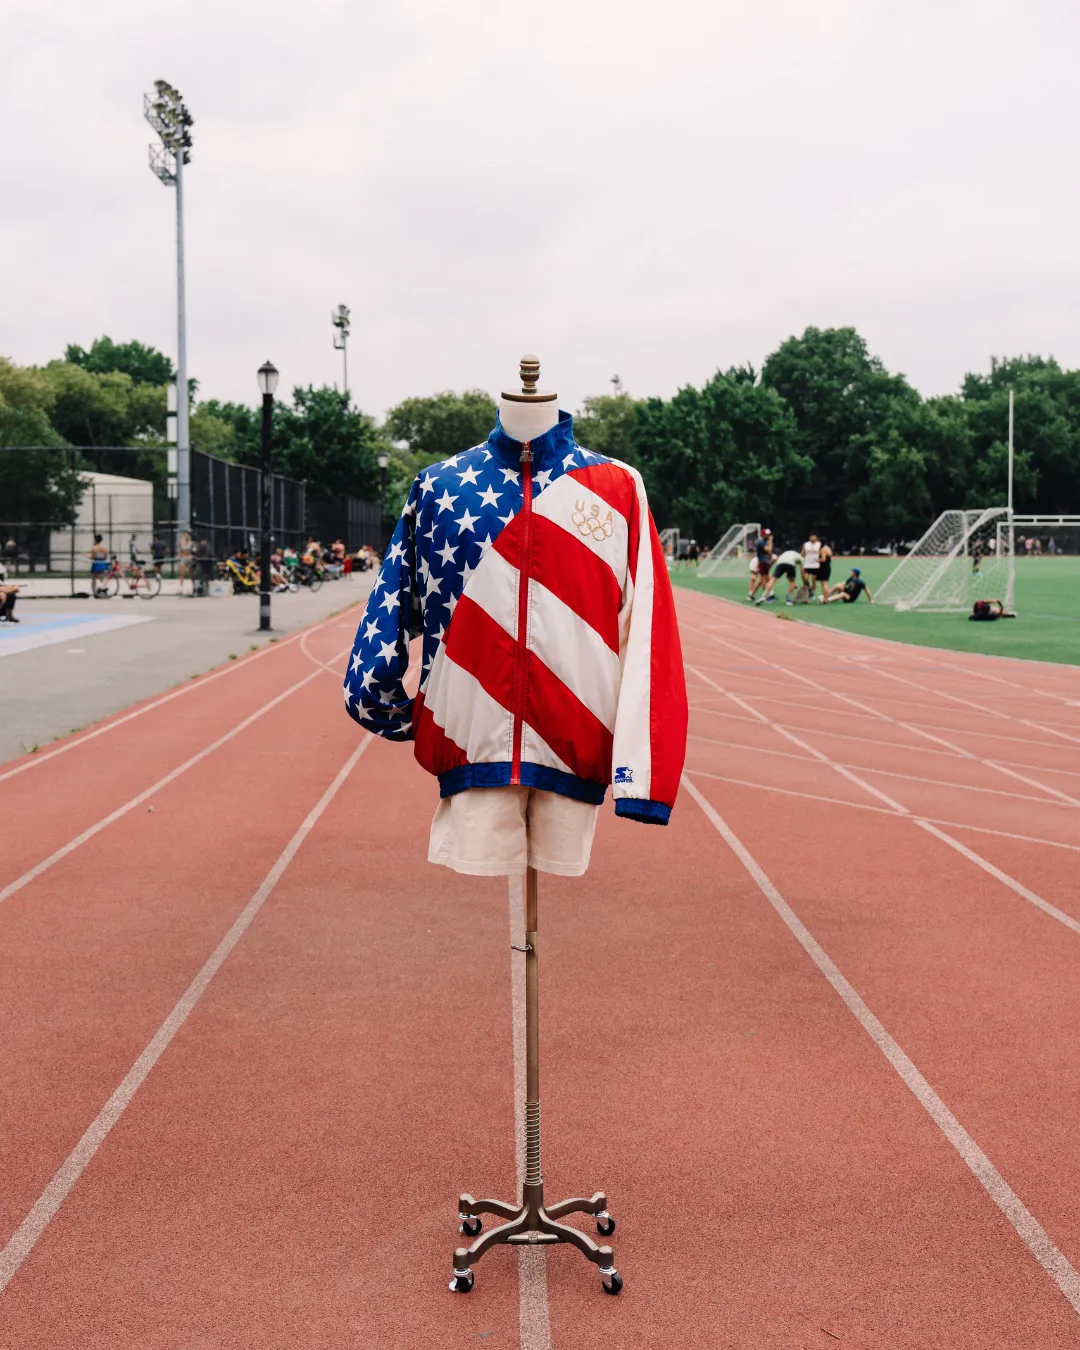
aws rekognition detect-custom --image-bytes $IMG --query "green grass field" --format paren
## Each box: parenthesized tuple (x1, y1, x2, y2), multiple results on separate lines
(673, 556, 1080, 666)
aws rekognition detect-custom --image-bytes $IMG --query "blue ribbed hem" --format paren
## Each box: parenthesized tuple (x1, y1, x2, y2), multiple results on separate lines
(614, 798, 671, 826)
(438, 761, 608, 806)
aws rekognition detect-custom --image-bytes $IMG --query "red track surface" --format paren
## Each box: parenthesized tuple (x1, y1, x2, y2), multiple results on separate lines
(3, 592, 1080, 1346)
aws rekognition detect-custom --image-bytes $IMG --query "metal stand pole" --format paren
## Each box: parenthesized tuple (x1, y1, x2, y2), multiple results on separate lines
(451, 867, 622, 1296)
(259, 391, 272, 632)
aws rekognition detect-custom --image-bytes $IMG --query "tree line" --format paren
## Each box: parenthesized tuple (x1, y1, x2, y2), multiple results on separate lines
(2, 328, 1078, 543)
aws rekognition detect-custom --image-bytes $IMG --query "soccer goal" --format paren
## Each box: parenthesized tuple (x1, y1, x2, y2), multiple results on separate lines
(698, 523, 761, 578)
(659, 527, 681, 567)
(875, 508, 1015, 612)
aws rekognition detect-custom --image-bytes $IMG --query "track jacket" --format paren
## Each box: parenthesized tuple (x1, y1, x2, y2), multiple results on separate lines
(343, 411, 687, 824)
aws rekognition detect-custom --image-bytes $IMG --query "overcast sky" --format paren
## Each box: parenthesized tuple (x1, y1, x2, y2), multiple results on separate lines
(2, 0, 1078, 418)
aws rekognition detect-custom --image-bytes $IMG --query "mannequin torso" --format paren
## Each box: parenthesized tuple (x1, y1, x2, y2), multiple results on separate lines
(497, 395, 559, 443)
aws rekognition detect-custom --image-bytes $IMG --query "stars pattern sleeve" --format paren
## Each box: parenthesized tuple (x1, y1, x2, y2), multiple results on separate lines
(342, 476, 422, 741)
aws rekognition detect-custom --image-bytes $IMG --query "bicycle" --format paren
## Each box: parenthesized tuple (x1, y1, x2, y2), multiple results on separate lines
(95, 555, 161, 599)
(221, 557, 260, 594)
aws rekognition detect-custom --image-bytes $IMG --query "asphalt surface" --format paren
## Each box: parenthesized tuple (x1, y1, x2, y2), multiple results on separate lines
(0, 579, 371, 765)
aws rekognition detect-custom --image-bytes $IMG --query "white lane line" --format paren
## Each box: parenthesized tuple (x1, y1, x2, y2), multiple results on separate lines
(686, 664, 1080, 933)
(508, 877, 554, 1350)
(0, 734, 372, 1296)
(688, 637, 1080, 807)
(0, 605, 362, 786)
(0, 659, 342, 909)
(678, 586, 1080, 693)
(687, 734, 1079, 808)
(680, 775, 1080, 1318)
(683, 769, 1080, 853)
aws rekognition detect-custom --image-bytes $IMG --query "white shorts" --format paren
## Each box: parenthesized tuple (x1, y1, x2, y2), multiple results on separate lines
(749, 558, 759, 574)
(428, 787, 601, 877)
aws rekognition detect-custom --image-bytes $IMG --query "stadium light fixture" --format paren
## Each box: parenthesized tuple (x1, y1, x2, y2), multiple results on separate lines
(144, 78, 194, 541)
(332, 304, 351, 395)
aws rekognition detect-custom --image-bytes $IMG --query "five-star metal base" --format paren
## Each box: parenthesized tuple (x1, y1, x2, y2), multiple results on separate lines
(448, 868, 622, 1296)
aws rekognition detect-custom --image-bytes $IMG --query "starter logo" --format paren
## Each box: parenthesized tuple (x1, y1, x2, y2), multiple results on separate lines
(571, 499, 614, 543)
(614, 766, 634, 784)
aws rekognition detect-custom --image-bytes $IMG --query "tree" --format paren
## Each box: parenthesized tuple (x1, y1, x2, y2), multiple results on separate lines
(629, 367, 807, 543)
(761, 327, 926, 543)
(383, 390, 497, 466)
(572, 394, 640, 466)
(65, 336, 175, 388)
(39, 362, 166, 448)
(0, 358, 80, 526)
(273, 386, 385, 499)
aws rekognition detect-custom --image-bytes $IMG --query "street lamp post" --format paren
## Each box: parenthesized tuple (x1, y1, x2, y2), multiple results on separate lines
(377, 451, 389, 548)
(257, 361, 279, 632)
(144, 80, 194, 538)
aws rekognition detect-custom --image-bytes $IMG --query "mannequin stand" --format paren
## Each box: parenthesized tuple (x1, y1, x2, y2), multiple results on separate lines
(450, 867, 622, 1295)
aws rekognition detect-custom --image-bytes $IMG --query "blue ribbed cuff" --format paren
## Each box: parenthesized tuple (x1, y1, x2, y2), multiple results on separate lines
(614, 798, 671, 826)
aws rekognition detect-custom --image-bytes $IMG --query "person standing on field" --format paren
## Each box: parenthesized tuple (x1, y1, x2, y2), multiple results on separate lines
(816, 540, 834, 602)
(748, 529, 773, 601)
(758, 547, 805, 606)
(802, 533, 822, 596)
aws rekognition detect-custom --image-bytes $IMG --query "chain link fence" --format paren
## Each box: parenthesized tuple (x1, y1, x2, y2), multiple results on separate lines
(0, 445, 380, 596)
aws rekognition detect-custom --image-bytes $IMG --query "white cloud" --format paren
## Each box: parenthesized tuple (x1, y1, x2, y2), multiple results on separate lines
(1, 0, 1078, 416)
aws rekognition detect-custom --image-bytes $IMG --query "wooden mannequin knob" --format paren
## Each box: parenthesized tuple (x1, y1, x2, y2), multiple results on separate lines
(502, 353, 556, 403)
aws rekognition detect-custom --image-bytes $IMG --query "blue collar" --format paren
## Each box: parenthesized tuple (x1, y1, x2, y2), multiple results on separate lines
(487, 408, 575, 469)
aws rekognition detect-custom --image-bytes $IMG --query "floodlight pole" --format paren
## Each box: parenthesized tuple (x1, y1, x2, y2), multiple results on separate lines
(1007, 387, 1015, 516)
(175, 152, 191, 537)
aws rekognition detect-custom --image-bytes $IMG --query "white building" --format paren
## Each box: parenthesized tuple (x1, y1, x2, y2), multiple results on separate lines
(49, 471, 157, 566)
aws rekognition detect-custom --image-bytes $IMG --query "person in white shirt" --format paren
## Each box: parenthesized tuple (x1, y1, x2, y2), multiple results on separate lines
(756, 548, 805, 606)
(801, 534, 822, 597)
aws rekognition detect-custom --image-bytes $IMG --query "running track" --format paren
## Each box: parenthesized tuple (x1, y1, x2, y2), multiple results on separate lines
(2, 591, 1080, 1347)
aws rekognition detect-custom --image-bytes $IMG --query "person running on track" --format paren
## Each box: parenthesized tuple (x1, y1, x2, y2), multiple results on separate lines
(748, 529, 773, 601)
(802, 533, 822, 597)
(826, 567, 874, 604)
(757, 547, 805, 605)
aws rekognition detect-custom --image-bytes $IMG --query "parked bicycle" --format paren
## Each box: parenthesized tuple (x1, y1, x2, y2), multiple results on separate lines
(93, 554, 161, 599)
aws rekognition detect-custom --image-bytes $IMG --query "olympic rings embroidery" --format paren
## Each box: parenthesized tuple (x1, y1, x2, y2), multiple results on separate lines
(571, 500, 614, 542)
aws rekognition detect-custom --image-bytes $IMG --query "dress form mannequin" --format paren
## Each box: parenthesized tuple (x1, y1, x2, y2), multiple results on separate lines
(498, 353, 559, 441)
(450, 356, 621, 1298)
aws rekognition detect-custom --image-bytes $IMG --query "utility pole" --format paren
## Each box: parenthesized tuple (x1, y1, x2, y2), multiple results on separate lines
(332, 304, 351, 396)
(145, 80, 194, 537)
(610, 374, 623, 396)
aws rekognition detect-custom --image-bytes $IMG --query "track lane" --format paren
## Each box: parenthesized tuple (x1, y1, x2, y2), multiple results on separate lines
(0, 736, 521, 1349)
(0, 657, 358, 1244)
(0, 608, 365, 889)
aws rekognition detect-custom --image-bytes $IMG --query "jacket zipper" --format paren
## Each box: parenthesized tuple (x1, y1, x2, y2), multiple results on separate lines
(510, 441, 533, 785)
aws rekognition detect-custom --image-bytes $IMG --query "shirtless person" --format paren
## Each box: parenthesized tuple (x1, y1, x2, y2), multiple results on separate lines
(89, 534, 110, 597)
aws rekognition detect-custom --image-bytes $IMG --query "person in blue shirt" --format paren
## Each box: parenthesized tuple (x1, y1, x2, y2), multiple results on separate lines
(827, 567, 874, 604)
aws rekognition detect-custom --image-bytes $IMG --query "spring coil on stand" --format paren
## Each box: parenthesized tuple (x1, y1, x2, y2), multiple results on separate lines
(524, 1100, 542, 1186)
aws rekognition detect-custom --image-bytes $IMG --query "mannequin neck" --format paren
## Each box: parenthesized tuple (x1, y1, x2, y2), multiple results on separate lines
(497, 396, 560, 443)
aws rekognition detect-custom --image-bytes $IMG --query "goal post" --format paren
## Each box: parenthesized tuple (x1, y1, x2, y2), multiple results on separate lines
(698, 522, 761, 578)
(875, 508, 1015, 612)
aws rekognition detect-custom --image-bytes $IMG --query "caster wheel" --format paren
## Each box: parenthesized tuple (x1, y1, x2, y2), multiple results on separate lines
(596, 1211, 615, 1237)
(449, 1271, 475, 1294)
(600, 1269, 623, 1296)
(459, 1215, 483, 1238)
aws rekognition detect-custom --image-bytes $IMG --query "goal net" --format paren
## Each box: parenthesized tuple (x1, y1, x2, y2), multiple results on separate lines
(698, 523, 761, 578)
(875, 508, 1015, 612)
(659, 527, 680, 567)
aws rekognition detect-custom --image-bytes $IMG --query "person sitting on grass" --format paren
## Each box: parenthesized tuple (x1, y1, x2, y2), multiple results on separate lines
(756, 547, 805, 606)
(827, 567, 874, 604)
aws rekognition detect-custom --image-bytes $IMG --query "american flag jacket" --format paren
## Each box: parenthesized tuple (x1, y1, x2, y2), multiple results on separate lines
(343, 411, 688, 824)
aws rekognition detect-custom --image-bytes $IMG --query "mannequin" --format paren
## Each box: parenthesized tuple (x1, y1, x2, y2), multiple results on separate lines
(497, 352, 560, 442)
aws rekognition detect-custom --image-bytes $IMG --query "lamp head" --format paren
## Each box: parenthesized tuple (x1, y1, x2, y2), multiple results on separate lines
(376, 452, 389, 470)
(257, 361, 279, 397)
